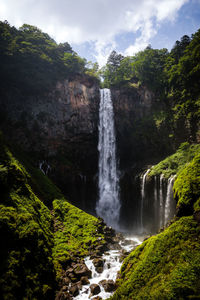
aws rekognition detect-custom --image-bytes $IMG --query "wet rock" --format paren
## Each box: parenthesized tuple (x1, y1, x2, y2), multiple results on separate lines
(65, 267, 74, 275)
(90, 283, 101, 296)
(73, 263, 92, 278)
(99, 279, 116, 292)
(194, 211, 200, 223)
(92, 257, 104, 273)
(119, 249, 130, 262)
(121, 239, 134, 246)
(76, 281, 82, 290)
(55, 291, 72, 300)
(69, 284, 79, 297)
(62, 277, 71, 286)
(96, 266, 104, 273)
(81, 276, 90, 285)
(93, 257, 104, 268)
(62, 285, 68, 292)
(107, 242, 121, 250)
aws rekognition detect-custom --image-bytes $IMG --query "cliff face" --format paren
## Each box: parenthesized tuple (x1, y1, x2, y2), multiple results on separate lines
(111, 85, 172, 171)
(0, 79, 174, 226)
(111, 86, 173, 230)
(0, 75, 100, 212)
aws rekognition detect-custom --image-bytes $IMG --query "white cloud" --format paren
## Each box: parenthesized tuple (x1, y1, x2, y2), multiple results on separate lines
(0, 0, 189, 65)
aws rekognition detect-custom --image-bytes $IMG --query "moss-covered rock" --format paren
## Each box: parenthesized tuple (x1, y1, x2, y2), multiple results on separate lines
(174, 154, 200, 217)
(111, 216, 200, 300)
(112, 145, 200, 300)
(52, 199, 106, 277)
(149, 142, 200, 179)
(0, 135, 55, 299)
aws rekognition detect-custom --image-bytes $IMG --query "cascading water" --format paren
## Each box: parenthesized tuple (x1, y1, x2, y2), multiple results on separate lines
(140, 169, 151, 232)
(140, 171, 176, 232)
(96, 88, 120, 229)
(159, 174, 165, 228)
(164, 175, 176, 224)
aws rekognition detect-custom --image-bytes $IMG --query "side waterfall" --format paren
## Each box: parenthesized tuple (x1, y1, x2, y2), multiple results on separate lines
(164, 175, 176, 224)
(96, 89, 120, 229)
(140, 171, 176, 232)
(140, 169, 151, 231)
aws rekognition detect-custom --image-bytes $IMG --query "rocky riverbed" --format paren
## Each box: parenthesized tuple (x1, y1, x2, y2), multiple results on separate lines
(55, 219, 142, 300)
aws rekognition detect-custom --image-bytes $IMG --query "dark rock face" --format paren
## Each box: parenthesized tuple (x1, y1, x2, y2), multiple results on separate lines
(111, 86, 172, 171)
(0, 75, 100, 212)
(111, 86, 174, 232)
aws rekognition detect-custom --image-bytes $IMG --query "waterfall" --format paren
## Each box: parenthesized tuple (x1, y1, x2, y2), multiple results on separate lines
(164, 175, 176, 225)
(96, 89, 120, 229)
(140, 169, 150, 231)
(159, 174, 165, 228)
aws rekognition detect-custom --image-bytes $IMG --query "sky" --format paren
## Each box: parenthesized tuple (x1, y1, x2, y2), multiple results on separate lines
(0, 0, 200, 66)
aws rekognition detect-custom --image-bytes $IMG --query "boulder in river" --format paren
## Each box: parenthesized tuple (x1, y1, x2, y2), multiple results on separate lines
(99, 279, 116, 292)
(55, 291, 72, 300)
(81, 276, 90, 285)
(73, 263, 92, 278)
(90, 283, 101, 296)
(69, 283, 79, 297)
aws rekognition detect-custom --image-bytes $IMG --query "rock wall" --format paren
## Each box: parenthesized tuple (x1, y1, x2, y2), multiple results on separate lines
(0, 75, 100, 212)
(0, 79, 175, 228)
(111, 86, 174, 231)
(111, 85, 172, 170)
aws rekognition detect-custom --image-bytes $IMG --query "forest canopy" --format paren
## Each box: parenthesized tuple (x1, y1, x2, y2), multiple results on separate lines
(101, 29, 200, 143)
(0, 21, 93, 93)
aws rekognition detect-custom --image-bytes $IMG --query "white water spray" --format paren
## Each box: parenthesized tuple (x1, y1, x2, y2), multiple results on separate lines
(96, 89, 120, 229)
(141, 169, 150, 230)
(164, 175, 176, 224)
(159, 174, 165, 228)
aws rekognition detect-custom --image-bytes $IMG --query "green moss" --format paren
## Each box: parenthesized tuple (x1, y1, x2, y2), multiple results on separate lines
(0, 138, 55, 299)
(52, 199, 106, 277)
(174, 154, 200, 216)
(111, 216, 200, 300)
(12, 149, 63, 208)
(0, 133, 107, 297)
(149, 142, 200, 179)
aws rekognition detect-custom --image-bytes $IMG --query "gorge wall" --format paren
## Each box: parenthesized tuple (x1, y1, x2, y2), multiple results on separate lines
(0, 75, 100, 213)
(0, 77, 175, 231)
(111, 85, 173, 231)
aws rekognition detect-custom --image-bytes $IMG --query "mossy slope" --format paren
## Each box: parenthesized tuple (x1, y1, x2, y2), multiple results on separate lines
(0, 135, 55, 299)
(0, 134, 106, 299)
(149, 142, 200, 179)
(111, 147, 200, 300)
(112, 216, 200, 300)
(52, 199, 106, 277)
(174, 154, 200, 217)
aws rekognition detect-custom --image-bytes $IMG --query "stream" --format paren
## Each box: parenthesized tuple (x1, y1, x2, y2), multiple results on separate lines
(74, 236, 142, 299)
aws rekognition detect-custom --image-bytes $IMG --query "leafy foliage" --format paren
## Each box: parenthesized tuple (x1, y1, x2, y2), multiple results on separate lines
(102, 47, 168, 94)
(0, 21, 87, 94)
(102, 28, 200, 143)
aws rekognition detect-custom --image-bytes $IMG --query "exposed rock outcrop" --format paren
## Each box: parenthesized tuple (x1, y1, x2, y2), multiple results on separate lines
(0, 75, 100, 211)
